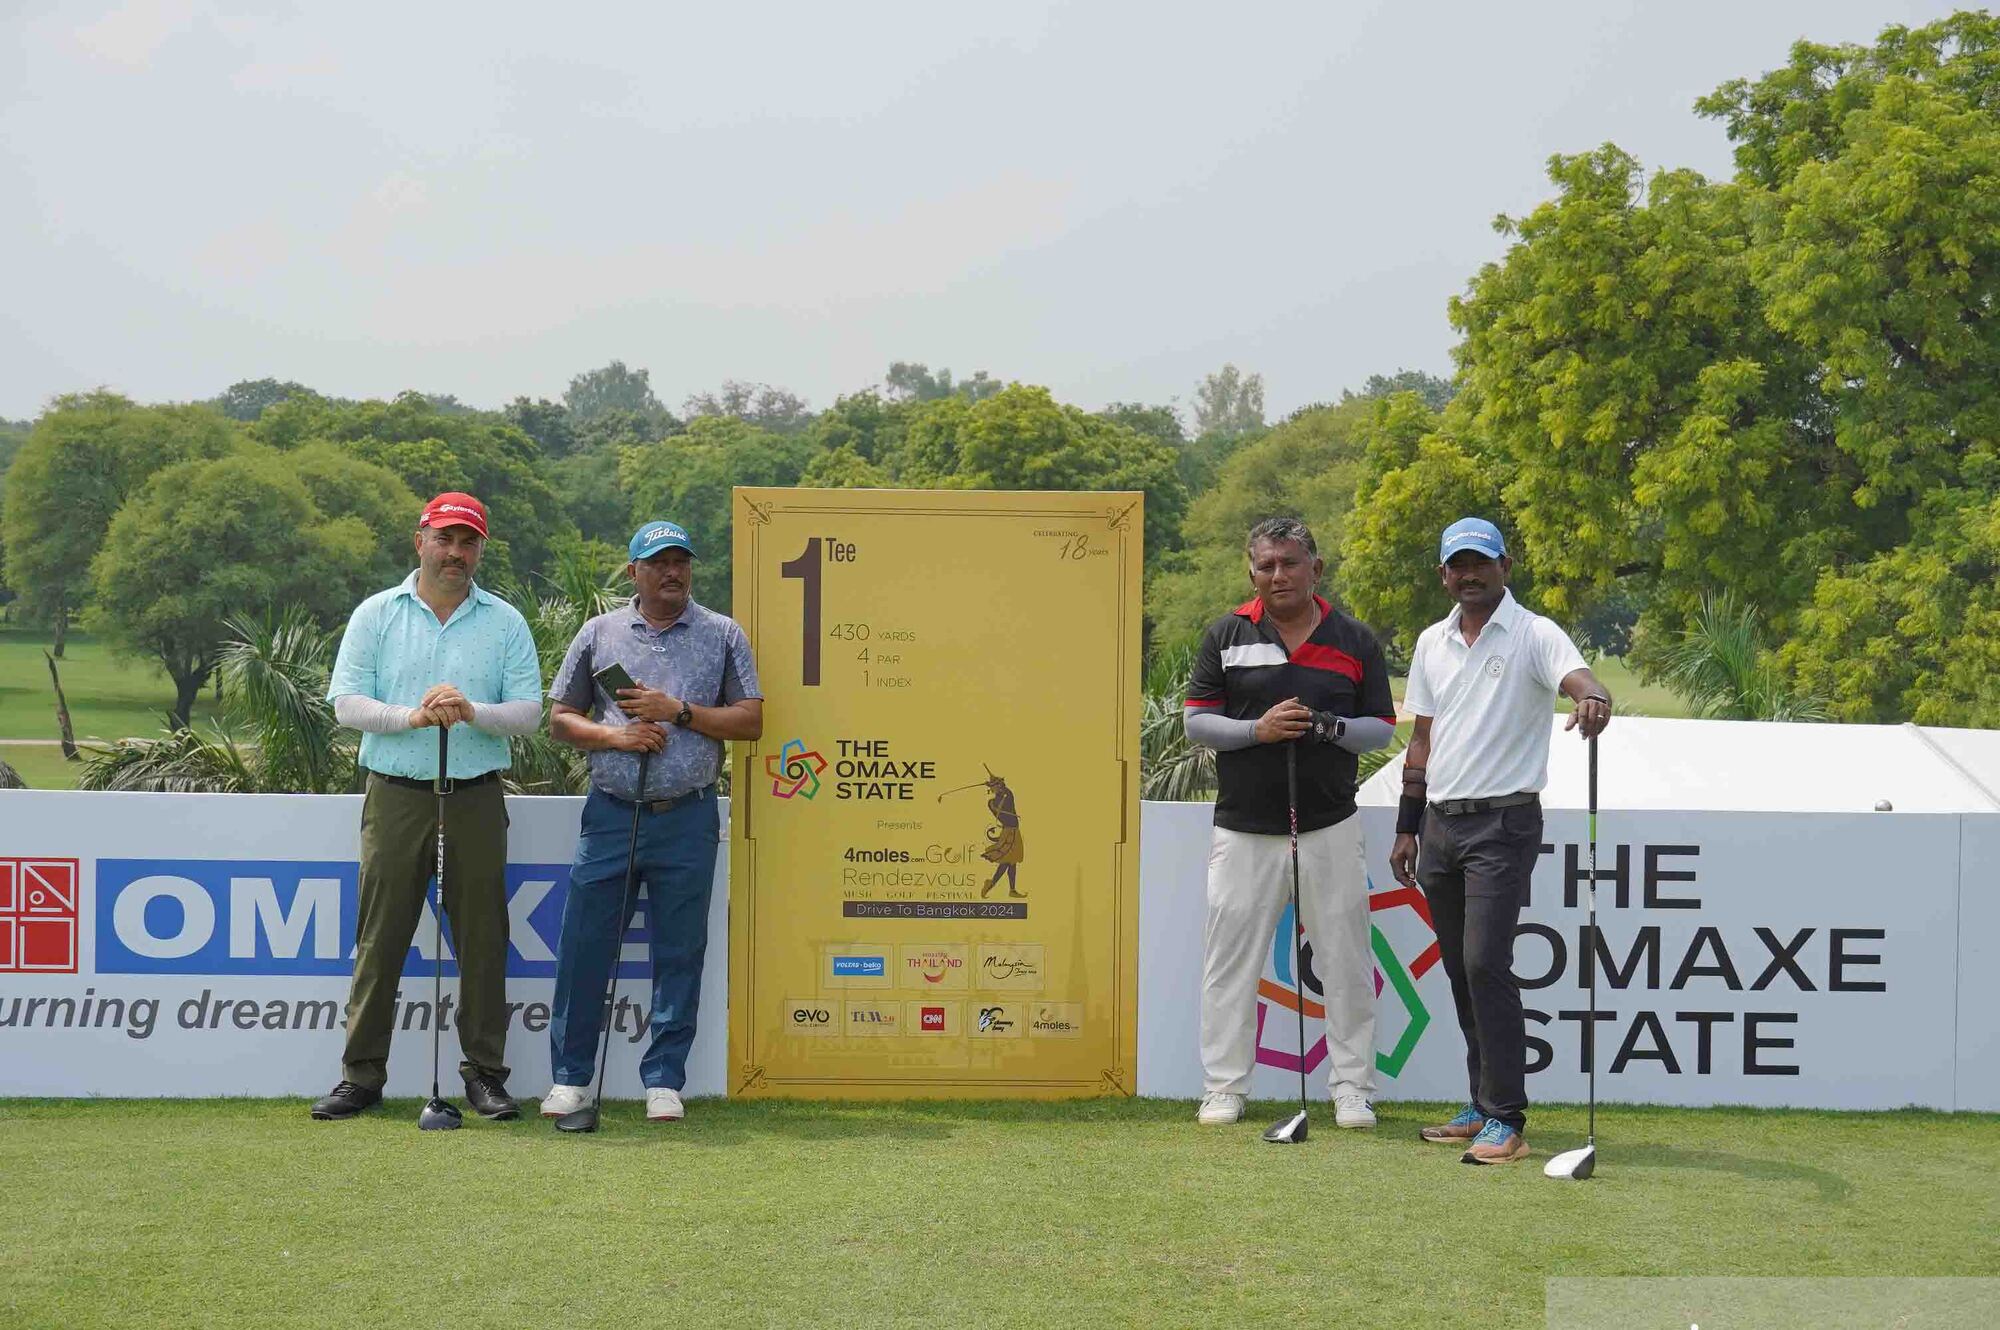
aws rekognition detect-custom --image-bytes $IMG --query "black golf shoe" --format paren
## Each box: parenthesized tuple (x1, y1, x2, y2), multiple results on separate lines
(464, 1073, 521, 1121)
(310, 1080, 383, 1120)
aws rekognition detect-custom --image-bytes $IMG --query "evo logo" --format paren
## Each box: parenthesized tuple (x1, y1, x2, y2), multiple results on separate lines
(93, 859, 653, 978)
(831, 955, 886, 977)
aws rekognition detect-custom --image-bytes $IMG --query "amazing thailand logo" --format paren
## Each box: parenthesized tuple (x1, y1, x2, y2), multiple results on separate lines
(1256, 874, 1439, 1080)
(765, 739, 828, 800)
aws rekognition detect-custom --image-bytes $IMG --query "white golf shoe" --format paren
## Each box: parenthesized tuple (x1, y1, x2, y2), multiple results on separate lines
(540, 1084, 592, 1118)
(1334, 1094, 1377, 1129)
(1196, 1092, 1245, 1125)
(646, 1087, 686, 1121)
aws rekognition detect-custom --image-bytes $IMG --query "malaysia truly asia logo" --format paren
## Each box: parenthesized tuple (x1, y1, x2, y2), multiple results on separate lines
(765, 739, 828, 800)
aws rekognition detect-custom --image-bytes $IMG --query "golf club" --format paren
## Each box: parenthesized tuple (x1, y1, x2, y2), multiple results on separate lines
(1262, 740, 1309, 1145)
(419, 723, 464, 1132)
(556, 750, 651, 1134)
(1545, 733, 1599, 1180)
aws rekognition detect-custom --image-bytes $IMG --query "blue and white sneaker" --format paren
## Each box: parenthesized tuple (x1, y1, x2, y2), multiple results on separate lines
(1421, 1103, 1485, 1144)
(1461, 1117, 1528, 1165)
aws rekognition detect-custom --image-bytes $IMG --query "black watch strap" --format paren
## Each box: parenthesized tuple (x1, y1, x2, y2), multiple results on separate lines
(674, 702, 693, 727)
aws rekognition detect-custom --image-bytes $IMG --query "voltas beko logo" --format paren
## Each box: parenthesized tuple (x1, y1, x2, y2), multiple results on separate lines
(831, 955, 885, 978)
(1, 859, 80, 973)
(766, 738, 828, 800)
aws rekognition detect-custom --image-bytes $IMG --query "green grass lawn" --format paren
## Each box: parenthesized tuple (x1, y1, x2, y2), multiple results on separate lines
(0, 743, 87, 790)
(0, 1098, 1991, 1329)
(0, 628, 216, 742)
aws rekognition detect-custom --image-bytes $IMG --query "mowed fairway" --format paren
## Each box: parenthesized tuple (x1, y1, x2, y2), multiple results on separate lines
(1, 1099, 1993, 1329)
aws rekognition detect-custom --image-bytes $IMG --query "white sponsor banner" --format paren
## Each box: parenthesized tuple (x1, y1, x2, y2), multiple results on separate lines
(0, 792, 728, 1099)
(1, 792, 1991, 1108)
(1136, 803, 1988, 1111)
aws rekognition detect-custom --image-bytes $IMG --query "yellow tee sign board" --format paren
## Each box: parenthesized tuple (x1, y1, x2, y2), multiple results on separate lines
(729, 489, 1141, 1098)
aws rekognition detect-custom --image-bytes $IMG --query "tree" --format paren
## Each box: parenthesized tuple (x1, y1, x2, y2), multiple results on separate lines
(883, 362, 1004, 404)
(211, 379, 318, 422)
(0, 418, 29, 611)
(504, 396, 579, 458)
(1148, 399, 1380, 649)
(619, 415, 819, 614)
(1657, 592, 1828, 721)
(249, 392, 576, 589)
(1344, 369, 1457, 412)
(1191, 364, 1265, 438)
(87, 447, 386, 727)
(683, 380, 814, 433)
(563, 360, 668, 424)
(1339, 13, 2000, 721)
(2, 394, 237, 654)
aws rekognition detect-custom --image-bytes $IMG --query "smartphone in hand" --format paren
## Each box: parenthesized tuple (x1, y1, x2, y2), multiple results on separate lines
(592, 661, 639, 700)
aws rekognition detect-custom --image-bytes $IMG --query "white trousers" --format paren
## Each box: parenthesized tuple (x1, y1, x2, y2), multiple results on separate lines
(1200, 817, 1376, 1098)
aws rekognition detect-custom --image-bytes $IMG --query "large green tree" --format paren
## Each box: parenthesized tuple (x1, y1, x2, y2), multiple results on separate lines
(249, 391, 574, 590)
(88, 447, 387, 727)
(1338, 12, 2000, 723)
(1, 394, 237, 654)
(1148, 398, 1380, 648)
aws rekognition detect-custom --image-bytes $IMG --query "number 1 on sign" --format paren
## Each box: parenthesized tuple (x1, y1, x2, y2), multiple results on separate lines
(780, 538, 821, 685)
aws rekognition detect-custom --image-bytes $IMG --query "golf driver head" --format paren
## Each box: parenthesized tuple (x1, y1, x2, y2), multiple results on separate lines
(1543, 1144, 1596, 1180)
(553, 1105, 601, 1134)
(1261, 1110, 1309, 1144)
(418, 1097, 463, 1131)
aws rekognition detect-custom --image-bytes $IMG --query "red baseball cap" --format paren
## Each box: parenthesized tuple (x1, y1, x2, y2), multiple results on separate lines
(419, 492, 489, 538)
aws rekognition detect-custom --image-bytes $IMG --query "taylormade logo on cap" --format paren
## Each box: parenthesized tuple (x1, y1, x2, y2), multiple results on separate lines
(1439, 517, 1506, 562)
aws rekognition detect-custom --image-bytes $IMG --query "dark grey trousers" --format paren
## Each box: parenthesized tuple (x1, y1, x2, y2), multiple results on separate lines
(1417, 799, 1542, 1131)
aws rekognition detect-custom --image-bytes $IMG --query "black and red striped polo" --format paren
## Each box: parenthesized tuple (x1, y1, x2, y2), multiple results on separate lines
(1186, 594, 1396, 834)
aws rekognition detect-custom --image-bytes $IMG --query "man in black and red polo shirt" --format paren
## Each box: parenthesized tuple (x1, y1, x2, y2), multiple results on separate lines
(1183, 517, 1397, 1127)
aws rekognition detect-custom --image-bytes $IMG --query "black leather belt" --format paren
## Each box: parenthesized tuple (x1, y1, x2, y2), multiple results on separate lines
(369, 770, 501, 793)
(1430, 792, 1538, 816)
(604, 784, 714, 815)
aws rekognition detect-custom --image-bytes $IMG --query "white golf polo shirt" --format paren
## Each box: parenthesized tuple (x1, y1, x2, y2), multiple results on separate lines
(1404, 589, 1587, 803)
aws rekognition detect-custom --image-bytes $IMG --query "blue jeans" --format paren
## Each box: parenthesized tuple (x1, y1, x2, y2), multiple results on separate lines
(549, 787, 720, 1090)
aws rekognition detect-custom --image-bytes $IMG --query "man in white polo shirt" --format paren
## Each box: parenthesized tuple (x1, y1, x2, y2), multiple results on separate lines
(1388, 517, 1611, 1165)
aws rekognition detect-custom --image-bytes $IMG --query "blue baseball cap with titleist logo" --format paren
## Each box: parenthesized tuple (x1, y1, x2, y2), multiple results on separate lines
(1439, 517, 1506, 563)
(629, 520, 696, 561)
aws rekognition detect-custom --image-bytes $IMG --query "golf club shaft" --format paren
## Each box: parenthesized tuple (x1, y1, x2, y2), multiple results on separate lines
(1587, 733, 1597, 1145)
(1287, 742, 1306, 1113)
(431, 724, 449, 1102)
(588, 750, 651, 1102)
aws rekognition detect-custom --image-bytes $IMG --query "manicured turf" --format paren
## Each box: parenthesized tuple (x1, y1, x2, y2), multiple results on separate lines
(0, 743, 83, 790)
(0, 1098, 1991, 1328)
(0, 628, 217, 742)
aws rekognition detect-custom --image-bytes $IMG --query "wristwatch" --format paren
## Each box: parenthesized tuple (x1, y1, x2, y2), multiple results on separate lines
(1309, 711, 1347, 744)
(674, 702, 693, 728)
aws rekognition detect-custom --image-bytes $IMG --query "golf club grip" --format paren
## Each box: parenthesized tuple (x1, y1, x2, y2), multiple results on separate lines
(435, 724, 448, 794)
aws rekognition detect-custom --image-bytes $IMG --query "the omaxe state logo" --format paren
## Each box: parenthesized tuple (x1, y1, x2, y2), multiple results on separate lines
(766, 738, 828, 800)
(0, 859, 80, 973)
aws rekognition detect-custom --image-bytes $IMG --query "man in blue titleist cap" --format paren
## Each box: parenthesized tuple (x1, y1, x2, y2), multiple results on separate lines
(1388, 518, 1611, 1164)
(540, 520, 763, 1122)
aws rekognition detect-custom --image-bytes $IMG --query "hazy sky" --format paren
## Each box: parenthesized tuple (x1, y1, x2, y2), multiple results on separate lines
(0, 1, 1965, 423)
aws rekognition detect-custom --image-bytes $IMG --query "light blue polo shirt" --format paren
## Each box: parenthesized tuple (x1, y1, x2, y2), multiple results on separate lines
(326, 572, 543, 780)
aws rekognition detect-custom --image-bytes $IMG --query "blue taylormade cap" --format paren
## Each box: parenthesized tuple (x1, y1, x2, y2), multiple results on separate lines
(629, 520, 696, 561)
(1439, 517, 1506, 563)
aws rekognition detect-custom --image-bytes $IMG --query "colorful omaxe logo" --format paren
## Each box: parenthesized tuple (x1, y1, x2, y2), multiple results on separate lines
(765, 739, 828, 800)
(1253, 876, 1439, 1079)
(0, 859, 81, 973)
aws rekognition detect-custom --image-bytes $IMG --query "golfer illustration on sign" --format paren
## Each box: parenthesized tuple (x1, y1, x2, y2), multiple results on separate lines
(941, 766, 1025, 898)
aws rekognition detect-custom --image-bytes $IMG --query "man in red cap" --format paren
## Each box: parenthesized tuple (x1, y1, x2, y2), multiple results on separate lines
(310, 492, 545, 1121)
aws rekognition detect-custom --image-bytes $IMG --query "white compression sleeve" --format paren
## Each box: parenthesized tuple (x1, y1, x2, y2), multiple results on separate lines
(1184, 707, 1260, 752)
(469, 698, 543, 737)
(333, 694, 418, 734)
